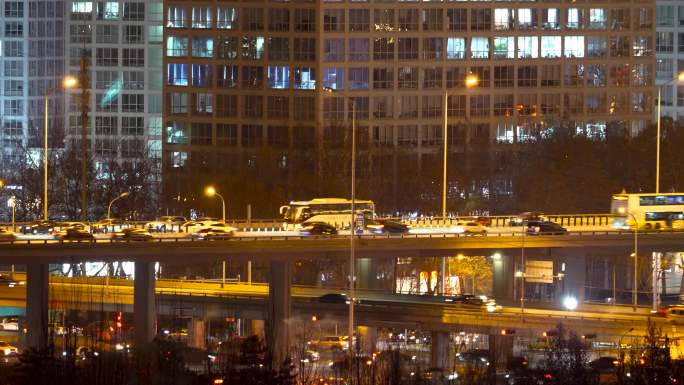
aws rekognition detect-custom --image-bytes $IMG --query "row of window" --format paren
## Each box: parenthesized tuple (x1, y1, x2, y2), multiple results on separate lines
(166, 63, 653, 90)
(69, 24, 147, 44)
(164, 92, 652, 121)
(166, 35, 650, 61)
(90, 116, 147, 136)
(90, 48, 146, 67)
(70, 1, 150, 22)
(165, 6, 652, 32)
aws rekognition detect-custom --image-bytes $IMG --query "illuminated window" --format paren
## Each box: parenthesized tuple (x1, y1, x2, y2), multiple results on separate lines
(541, 36, 561, 58)
(192, 37, 213, 58)
(268, 66, 290, 89)
(493, 37, 514, 59)
(166, 6, 185, 27)
(494, 9, 513, 31)
(589, 9, 606, 29)
(191, 64, 212, 87)
(192, 6, 212, 29)
(517, 36, 537, 59)
(563, 36, 584, 58)
(217, 7, 237, 29)
(542, 9, 559, 30)
(518, 9, 536, 30)
(294, 67, 316, 89)
(447, 37, 466, 59)
(323, 68, 344, 90)
(241, 36, 264, 60)
(566, 8, 582, 29)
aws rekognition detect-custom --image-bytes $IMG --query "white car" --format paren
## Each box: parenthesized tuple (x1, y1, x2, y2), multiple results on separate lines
(0, 316, 19, 331)
(0, 341, 18, 355)
(145, 216, 187, 232)
(186, 221, 236, 235)
(453, 221, 487, 235)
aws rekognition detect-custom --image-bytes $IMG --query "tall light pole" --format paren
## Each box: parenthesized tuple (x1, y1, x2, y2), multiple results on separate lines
(107, 192, 129, 219)
(440, 74, 478, 295)
(44, 76, 78, 221)
(656, 72, 684, 193)
(323, 86, 358, 380)
(204, 185, 226, 223)
(619, 207, 638, 310)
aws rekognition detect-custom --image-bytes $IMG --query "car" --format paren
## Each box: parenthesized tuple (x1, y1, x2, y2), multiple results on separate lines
(319, 293, 350, 304)
(308, 336, 349, 351)
(196, 228, 235, 240)
(0, 229, 15, 242)
(20, 220, 59, 235)
(365, 219, 410, 234)
(510, 212, 545, 226)
(60, 228, 94, 241)
(589, 356, 619, 372)
(527, 221, 567, 235)
(299, 222, 337, 235)
(58, 222, 90, 232)
(454, 221, 487, 235)
(92, 218, 128, 233)
(0, 317, 18, 331)
(184, 220, 231, 234)
(113, 228, 153, 241)
(0, 341, 18, 355)
(145, 216, 187, 232)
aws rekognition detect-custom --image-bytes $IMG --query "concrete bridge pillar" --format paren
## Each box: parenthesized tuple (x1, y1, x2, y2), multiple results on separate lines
(357, 325, 377, 354)
(430, 331, 450, 370)
(559, 254, 586, 305)
(356, 258, 378, 290)
(268, 260, 291, 367)
(26, 263, 49, 350)
(134, 261, 156, 345)
(187, 318, 206, 349)
(489, 333, 513, 373)
(493, 253, 515, 302)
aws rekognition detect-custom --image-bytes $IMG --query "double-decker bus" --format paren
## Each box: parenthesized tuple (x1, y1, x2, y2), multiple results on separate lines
(279, 198, 375, 229)
(611, 192, 684, 230)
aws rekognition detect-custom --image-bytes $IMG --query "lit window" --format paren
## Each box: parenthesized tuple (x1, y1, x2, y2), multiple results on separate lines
(517, 36, 538, 59)
(217, 7, 237, 29)
(471, 37, 489, 59)
(564, 36, 585, 58)
(323, 68, 344, 90)
(494, 37, 514, 59)
(167, 63, 188, 86)
(494, 9, 513, 31)
(268, 66, 290, 89)
(447, 37, 465, 59)
(192, 37, 214, 58)
(294, 67, 316, 89)
(589, 9, 606, 29)
(192, 6, 212, 28)
(541, 36, 561, 58)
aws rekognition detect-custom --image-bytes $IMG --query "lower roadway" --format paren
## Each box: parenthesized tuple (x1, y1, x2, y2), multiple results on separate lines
(0, 273, 677, 341)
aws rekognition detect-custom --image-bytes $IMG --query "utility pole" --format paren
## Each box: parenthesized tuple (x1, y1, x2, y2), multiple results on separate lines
(79, 48, 90, 220)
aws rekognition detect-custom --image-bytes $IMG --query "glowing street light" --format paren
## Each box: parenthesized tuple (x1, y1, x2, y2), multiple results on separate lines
(563, 296, 578, 311)
(204, 186, 226, 223)
(107, 192, 129, 219)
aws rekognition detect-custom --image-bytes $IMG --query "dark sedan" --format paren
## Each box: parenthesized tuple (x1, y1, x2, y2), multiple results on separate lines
(20, 220, 58, 235)
(318, 293, 349, 304)
(526, 221, 568, 235)
(60, 228, 94, 241)
(366, 219, 410, 234)
(299, 222, 337, 236)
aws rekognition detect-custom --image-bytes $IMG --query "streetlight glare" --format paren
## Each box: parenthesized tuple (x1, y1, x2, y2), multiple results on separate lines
(563, 296, 578, 311)
(465, 74, 479, 88)
(63, 76, 78, 89)
(0, 179, 4, 188)
(205, 186, 216, 197)
(678, 72, 684, 82)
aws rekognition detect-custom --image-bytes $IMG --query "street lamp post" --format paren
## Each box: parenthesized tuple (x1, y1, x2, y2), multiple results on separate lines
(205, 186, 227, 287)
(204, 186, 226, 223)
(107, 192, 129, 219)
(44, 76, 78, 221)
(619, 208, 638, 310)
(441, 74, 478, 294)
(322, 87, 358, 376)
(656, 72, 684, 193)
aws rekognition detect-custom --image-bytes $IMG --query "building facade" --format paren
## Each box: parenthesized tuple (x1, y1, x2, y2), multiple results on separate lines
(162, 0, 655, 213)
(0, 0, 66, 162)
(64, 0, 163, 177)
(655, 0, 684, 121)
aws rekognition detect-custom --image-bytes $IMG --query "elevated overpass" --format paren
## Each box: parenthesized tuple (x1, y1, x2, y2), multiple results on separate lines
(0, 273, 674, 342)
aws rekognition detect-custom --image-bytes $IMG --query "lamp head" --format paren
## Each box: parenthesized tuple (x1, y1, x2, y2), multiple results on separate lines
(465, 74, 479, 88)
(678, 72, 684, 82)
(205, 186, 216, 197)
(63, 76, 78, 89)
(0, 179, 4, 188)
(617, 207, 626, 214)
(119, 192, 129, 198)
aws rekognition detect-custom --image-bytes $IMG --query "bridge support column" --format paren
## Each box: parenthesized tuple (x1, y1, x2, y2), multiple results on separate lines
(356, 258, 378, 290)
(245, 319, 266, 340)
(489, 333, 513, 373)
(26, 263, 49, 350)
(430, 331, 449, 370)
(358, 325, 377, 354)
(134, 261, 156, 346)
(188, 318, 206, 349)
(493, 253, 515, 302)
(559, 254, 586, 305)
(268, 260, 291, 367)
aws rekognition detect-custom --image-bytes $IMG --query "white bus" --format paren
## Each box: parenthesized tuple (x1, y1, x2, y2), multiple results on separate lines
(279, 198, 375, 229)
(611, 193, 684, 230)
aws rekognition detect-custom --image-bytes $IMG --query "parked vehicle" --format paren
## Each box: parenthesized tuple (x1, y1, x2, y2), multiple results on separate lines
(60, 228, 94, 241)
(145, 216, 187, 232)
(526, 221, 568, 235)
(299, 222, 337, 235)
(365, 219, 410, 234)
(0, 317, 18, 331)
(454, 221, 488, 235)
(92, 218, 128, 234)
(0, 230, 15, 242)
(510, 212, 545, 226)
(319, 293, 349, 304)
(20, 220, 58, 235)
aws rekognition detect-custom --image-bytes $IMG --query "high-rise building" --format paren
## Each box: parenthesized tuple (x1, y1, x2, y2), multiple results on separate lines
(655, 0, 682, 121)
(64, 0, 163, 177)
(0, 0, 66, 162)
